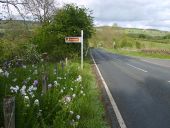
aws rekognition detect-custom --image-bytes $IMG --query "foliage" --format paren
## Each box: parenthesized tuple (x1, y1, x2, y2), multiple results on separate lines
(20, 43, 41, 64)
(33, 4, 94, 60)
(0, 62, 108, 128)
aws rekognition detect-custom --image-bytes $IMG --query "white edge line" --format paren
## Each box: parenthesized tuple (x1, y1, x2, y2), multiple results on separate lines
(168, 81, 170, 83)
(91, 53, 127, 128)
(127, 64, 148, 73)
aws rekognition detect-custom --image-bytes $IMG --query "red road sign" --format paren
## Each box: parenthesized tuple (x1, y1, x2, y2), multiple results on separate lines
(65, 37, 81, 43)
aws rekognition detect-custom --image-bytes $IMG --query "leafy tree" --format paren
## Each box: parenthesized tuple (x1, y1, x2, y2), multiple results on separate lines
(34, 4, 94, 60)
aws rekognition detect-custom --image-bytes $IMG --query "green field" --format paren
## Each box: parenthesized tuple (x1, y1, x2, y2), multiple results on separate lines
(90, 26, 170, 59)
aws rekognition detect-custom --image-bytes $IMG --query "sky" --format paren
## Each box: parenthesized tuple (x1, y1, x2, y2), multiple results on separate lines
(0, 0, 170, 31)
(59, 0, 170, 31)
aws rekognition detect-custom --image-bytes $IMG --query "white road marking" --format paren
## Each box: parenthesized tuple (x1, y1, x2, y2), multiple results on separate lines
(91, 53, 127, 128)
(142, 59, 170, 68)
(127, 64, 148, 73)
(168, 81, 170, 83)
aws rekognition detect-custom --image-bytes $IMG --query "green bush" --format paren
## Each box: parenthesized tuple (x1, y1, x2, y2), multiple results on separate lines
(33, 4, 94, 60)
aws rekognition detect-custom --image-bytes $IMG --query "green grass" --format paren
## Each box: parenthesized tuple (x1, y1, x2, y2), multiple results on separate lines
(0, 60, 108, 128)
(106, 48, 170, 59)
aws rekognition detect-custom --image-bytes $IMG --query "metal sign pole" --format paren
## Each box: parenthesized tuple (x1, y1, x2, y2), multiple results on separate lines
(81, 30, 83, 69)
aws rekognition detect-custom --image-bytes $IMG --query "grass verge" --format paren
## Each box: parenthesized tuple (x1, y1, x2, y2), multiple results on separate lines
(0, 60, 108, 128)
(105, 48, 170, 59)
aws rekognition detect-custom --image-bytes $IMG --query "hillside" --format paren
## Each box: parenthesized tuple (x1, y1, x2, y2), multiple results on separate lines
(90, 26, 170, 50)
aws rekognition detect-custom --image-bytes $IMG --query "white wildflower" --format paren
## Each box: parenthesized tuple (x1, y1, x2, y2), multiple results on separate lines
(70, 111, 74, 115)
(22, 65, 27, 69)
(76, 115, 80, 120)
(54, 81, 59, 87)
(80, 90, 83, 94)
(34, 99, 39, 106)
(63, 87, 66, 90)
(20, 85, 27, 96)
(72, 94, 76, 98)
(70, 88, 73, 91)
(24, 95, 30, 107)
(60, 89, 63, 93)
(4, 71, 9, 78)
(83, 93, 86, 96)
(0, 69, 3, 73)
(75, 75, 82, 83)
(24, 95, 29, 100)
(10, 85, 19, 93)
(57, 77, 62, 80)
(63, 95, 71, 103)
(48, 84, 52, 88)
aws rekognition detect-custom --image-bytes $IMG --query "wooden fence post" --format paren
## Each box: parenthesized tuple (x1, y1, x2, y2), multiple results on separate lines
(3, 97, 15, 128)
(42, 74, 48, 94)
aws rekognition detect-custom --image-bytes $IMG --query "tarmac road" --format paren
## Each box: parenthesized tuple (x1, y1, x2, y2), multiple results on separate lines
(91, 48, 170, 128)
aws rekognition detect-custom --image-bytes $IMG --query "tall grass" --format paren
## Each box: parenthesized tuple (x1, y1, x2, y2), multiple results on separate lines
(0, 61, 108, 128)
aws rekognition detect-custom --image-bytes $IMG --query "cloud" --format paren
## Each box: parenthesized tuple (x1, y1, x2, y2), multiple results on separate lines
(87, 0, 170, 31)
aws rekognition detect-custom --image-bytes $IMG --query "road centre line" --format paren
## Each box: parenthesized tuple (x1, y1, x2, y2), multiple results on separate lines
(142, 59, 170, 68)
(91, 53, 127, 128)
(127, 64, 148, 73)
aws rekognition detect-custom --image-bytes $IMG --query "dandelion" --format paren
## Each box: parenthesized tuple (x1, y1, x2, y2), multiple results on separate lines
(76, 115, 80, 120)
(34, 99, 39, 106)
(70, 111, 74, 115)
(72, 94, 76, 98)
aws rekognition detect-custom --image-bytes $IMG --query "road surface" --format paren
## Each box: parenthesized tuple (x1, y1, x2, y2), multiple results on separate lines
(91, 48, 170, 128)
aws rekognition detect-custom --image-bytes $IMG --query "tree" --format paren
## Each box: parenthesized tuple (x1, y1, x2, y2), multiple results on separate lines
(34, 4, 94, 60)
(0, 0, 57, 23)
(22, 0, 57, 23)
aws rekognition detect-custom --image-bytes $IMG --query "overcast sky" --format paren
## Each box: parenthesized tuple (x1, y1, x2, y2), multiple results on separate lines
(60, 0, 170, 31)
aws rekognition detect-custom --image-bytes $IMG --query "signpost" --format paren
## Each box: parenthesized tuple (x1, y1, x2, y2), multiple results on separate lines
(65, 30, 83, 69)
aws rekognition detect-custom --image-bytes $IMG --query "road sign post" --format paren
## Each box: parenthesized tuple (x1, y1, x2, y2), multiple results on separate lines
(81, 30, 83, 69)
(65, 30, 84, 69)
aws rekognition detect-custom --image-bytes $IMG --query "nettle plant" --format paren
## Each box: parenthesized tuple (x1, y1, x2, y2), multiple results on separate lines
(0, 62, 85, 127)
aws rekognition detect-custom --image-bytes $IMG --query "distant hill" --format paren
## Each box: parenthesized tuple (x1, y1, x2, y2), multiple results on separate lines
(89, 26, 170, 49)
